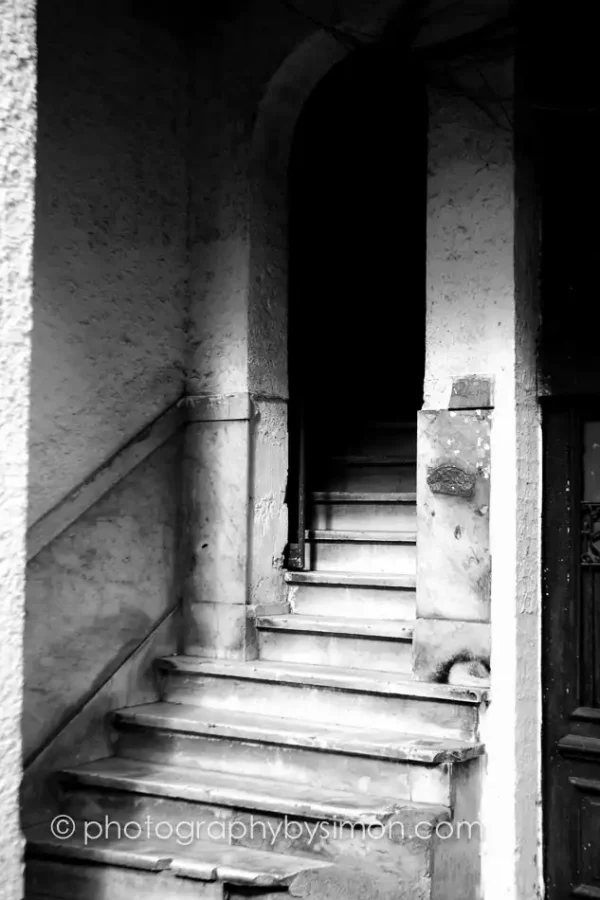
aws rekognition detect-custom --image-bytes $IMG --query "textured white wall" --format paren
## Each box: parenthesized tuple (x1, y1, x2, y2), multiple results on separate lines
(29, 0, 189, 525)
(0, 0, 37, 894)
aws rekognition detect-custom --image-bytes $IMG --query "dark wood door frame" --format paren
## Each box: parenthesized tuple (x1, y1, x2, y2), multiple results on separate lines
(543, 398, 600, 899)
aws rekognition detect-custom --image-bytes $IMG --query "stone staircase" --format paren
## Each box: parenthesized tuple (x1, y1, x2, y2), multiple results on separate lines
(25, 419, 488, 900)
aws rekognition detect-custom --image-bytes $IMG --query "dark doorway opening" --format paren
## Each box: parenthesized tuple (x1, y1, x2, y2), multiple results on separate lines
(287, 48, 427, 559)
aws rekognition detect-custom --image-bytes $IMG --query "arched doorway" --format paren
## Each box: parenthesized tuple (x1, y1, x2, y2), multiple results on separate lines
(287, 47, 428, 563)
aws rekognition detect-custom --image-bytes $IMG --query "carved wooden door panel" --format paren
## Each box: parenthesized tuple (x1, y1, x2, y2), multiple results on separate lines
(544, 403, 600, 898)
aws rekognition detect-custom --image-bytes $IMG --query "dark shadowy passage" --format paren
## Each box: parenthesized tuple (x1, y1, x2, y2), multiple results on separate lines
(288, 47, 427, 513)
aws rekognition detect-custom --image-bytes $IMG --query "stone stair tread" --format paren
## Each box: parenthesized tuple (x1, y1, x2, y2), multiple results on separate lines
(255, 614, 414, 640)
(312, 491, 416, 503)
(26, 821, 330, 886)
(285, 571, 417, 589)
(158, 656, 489, 703)
(60, 757, 450, 823)
(115, 702, 484, 763)
(307, 529, 416, 543)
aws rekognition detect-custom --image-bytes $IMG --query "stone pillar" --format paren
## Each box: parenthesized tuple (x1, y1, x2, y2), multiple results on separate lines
(182, 394, 254, 658)
(422, 61, 542, 900)
(181, 12, 256, 659)
(182, 21, 345, 659)
(0, 0, 37, 894)
(181, 391, 291, 659)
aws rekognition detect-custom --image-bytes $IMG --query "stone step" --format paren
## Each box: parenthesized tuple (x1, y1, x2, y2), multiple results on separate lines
(310, 491, 416, 532)
(307, 529, 417, 542)
(312, 457, 417, 493)
(57, 758, 449, 887)
(114, 703, 484, 805)
(286, 569, 416, 620)
(26, 821, 330, 898)
(158, 657, 486, 740)
(285, 571, 417, 589)
(59, 756, 449, 826)
(255, 614, 414, 673)
(306, 530, 416, 574)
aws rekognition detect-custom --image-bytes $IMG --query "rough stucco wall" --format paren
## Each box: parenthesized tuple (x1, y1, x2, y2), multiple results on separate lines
(0, 0, 36, 893)
(29, 0, 189, 525)
(24, 435, 182, 762)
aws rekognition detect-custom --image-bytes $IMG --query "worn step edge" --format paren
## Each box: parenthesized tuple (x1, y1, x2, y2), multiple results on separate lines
(26, 824, 330, 887)
(157, 657, 489, 704)
(114, 703, 485, 764)
(285, 571, 417, 589)
(312, 491, 416, 504)
(59, 757, 450, 825)
(307, 529, 416, 543)
(255, 614, 414, 641)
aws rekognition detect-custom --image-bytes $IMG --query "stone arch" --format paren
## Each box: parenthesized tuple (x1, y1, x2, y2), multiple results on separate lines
(244, 24, 429, 605)
(247, 30, 348, 398)
(245, 30, 350, 611)
(247, 25, 429, 401)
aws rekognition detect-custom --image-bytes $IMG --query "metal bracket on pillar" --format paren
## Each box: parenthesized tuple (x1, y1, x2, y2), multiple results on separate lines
(286, 391, 306, 571)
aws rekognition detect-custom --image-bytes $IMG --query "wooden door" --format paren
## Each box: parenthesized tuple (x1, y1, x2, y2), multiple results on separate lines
(543, 401, 600, 898)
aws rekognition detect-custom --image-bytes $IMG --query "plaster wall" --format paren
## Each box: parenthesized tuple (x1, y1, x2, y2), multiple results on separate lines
(24, 436, 182, 763)
(0, 0, 36, 894)
(29, 0, 189, 526)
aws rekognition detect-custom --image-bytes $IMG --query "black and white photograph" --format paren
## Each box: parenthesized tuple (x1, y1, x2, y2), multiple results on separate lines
(0, 1, 595, 897)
